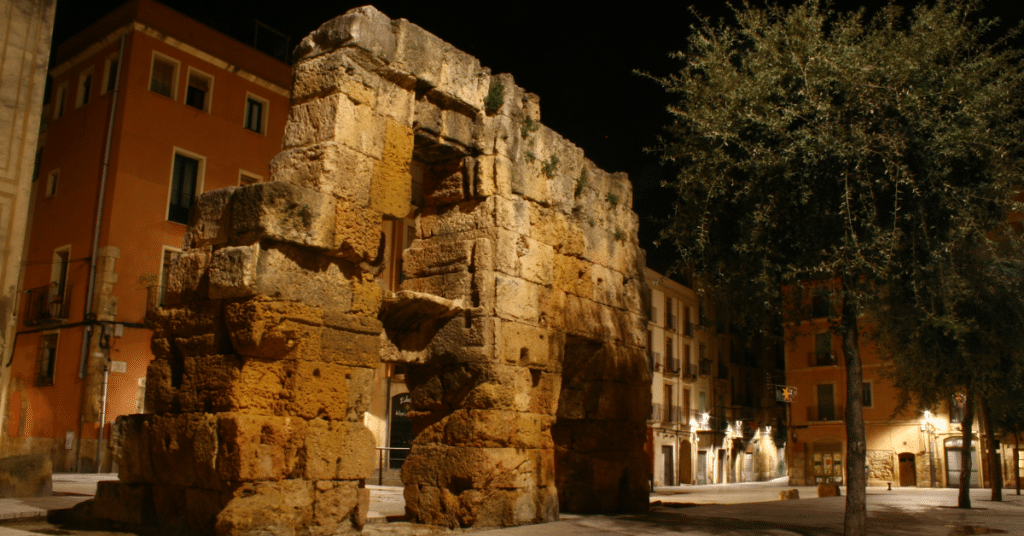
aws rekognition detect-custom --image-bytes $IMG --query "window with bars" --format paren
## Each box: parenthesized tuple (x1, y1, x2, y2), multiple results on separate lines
(35, 333, 58, 386)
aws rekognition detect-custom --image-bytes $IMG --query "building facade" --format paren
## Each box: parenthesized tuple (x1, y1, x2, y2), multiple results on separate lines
(0, 0, 289, 471)
(783, 281, 1021, 488)
(645, 268, 786, 486)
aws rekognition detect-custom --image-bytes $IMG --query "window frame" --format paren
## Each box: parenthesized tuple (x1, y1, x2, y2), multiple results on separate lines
(76, 67, 94, 108)
(149, 52, 180, 100)
(244, 92, 269, 134)
(238, 170, 262, 187)
(165, 148, 205, 225)
(862, 381, 874, 408)
(185, 67, 214, 112)
(53, 83, 68, 120)
(816, 383, 836, 421)
(102, 54, 119, 95)
(45, 169, 59, 197)
(35, 331, 60, 387)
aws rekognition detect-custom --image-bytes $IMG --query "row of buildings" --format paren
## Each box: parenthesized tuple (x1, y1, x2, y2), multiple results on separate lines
(0, 0, 1019, 493)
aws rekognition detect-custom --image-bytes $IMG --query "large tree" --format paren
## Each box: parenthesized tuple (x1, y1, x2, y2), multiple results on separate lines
(873, 248, 1024, 505)
(643, 1, 1024, 533)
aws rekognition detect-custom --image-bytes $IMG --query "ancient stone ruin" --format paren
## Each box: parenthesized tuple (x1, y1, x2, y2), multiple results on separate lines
(93, 6, 651, 534)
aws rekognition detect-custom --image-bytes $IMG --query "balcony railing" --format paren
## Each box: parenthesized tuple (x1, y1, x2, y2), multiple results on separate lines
(670, 405, 683, 423)
(808, 352, 837, 367)
(23, 284, 71, 326)
(665, 357, 680, 375)
(651, 403, 663, 422)
(650, 351, 663, 372)
(699, 358, 712, 376)
(807, 405, 844, 422)
(680, 363, 698, 381)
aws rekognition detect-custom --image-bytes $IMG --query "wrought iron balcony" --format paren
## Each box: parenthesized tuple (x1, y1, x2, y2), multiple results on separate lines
(23, 284, 71, 326)
(806, 405, 844, 422)
(808, 351, 837, 367)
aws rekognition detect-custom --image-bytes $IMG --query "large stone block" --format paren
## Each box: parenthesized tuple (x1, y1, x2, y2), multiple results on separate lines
(115, 415, 154, 484)
(320, 325, 380, 367)
(497, 321, 549, 369)
(143, 413, 219, 489)
(494, 275, 540, 323)
(401, 239, 474, 278)
(283, 92, 386, 158)
(163, 246, 211, 305)
(303, 420, 376, 480)
(231, 181, 337, 250)
(312, 480, 360, 535)
(270, 142, 375, 205)
(369, 118, 414, 218)
(225, 297, 323, 361)
(217, 414, 306, 482)
(252, 245, 356, 311)
(91, 481, 155, 526)
(185, 187, 236, 249)
(291, 50, 380, 106)
(208, 244, 260, 299)
(215, 480, 315, 536)
(229, 358, 355, 420)
(333, 199, 383, 263)
(0, 453, 51, 498)
(177, 354, 243, 414)
(293, 6, 398, 64)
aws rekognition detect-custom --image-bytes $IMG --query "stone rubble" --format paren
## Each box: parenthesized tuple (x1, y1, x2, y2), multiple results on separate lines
(96, 5, 650, 534)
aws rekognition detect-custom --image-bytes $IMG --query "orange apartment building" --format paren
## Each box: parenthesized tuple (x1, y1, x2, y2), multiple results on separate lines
(0, 0, 289, 472)
(784, 281, 1022, 489)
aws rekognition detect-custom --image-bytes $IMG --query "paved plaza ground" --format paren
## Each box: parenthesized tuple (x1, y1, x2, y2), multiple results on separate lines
(0, 474, 1021, 535)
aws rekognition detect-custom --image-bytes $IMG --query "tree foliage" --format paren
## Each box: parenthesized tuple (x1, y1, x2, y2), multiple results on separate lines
(643, 0, 1024, 531)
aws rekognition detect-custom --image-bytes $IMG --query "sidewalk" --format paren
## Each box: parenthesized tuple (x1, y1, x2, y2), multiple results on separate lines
(0, 473, 107, 521)
(0, 473, 408, 524)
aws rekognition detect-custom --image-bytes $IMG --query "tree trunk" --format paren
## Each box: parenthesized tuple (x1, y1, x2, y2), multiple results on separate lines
(980, 398, 1002, 501)
(840, 297, 866, 536)
(958, 389, 975, 508)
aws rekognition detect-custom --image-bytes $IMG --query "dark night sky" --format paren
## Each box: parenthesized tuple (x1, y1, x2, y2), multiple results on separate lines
(49, 0, 1024, 276)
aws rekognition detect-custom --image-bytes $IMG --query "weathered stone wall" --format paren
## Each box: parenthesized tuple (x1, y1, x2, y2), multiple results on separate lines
(867, 450, 895, 484)
(101, 5, 649, 534)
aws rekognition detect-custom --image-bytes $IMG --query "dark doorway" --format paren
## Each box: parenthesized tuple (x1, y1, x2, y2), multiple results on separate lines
(662, 446, 674, 486)
(696, 451, 708, 484)
(717, 449, 726, 483)
(679, 440, 692, 484)
(388, 393, 413, 469)
(898, 453, 917, 487)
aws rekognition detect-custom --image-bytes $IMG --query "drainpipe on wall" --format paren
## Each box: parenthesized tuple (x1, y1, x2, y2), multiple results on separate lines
(75, 31, 124, 473)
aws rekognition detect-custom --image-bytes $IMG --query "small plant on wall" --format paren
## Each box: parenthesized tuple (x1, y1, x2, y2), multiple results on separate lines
(521, 116, 540, 138)
(541, 156, 559, 179)
(484, 79, 505, 115)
